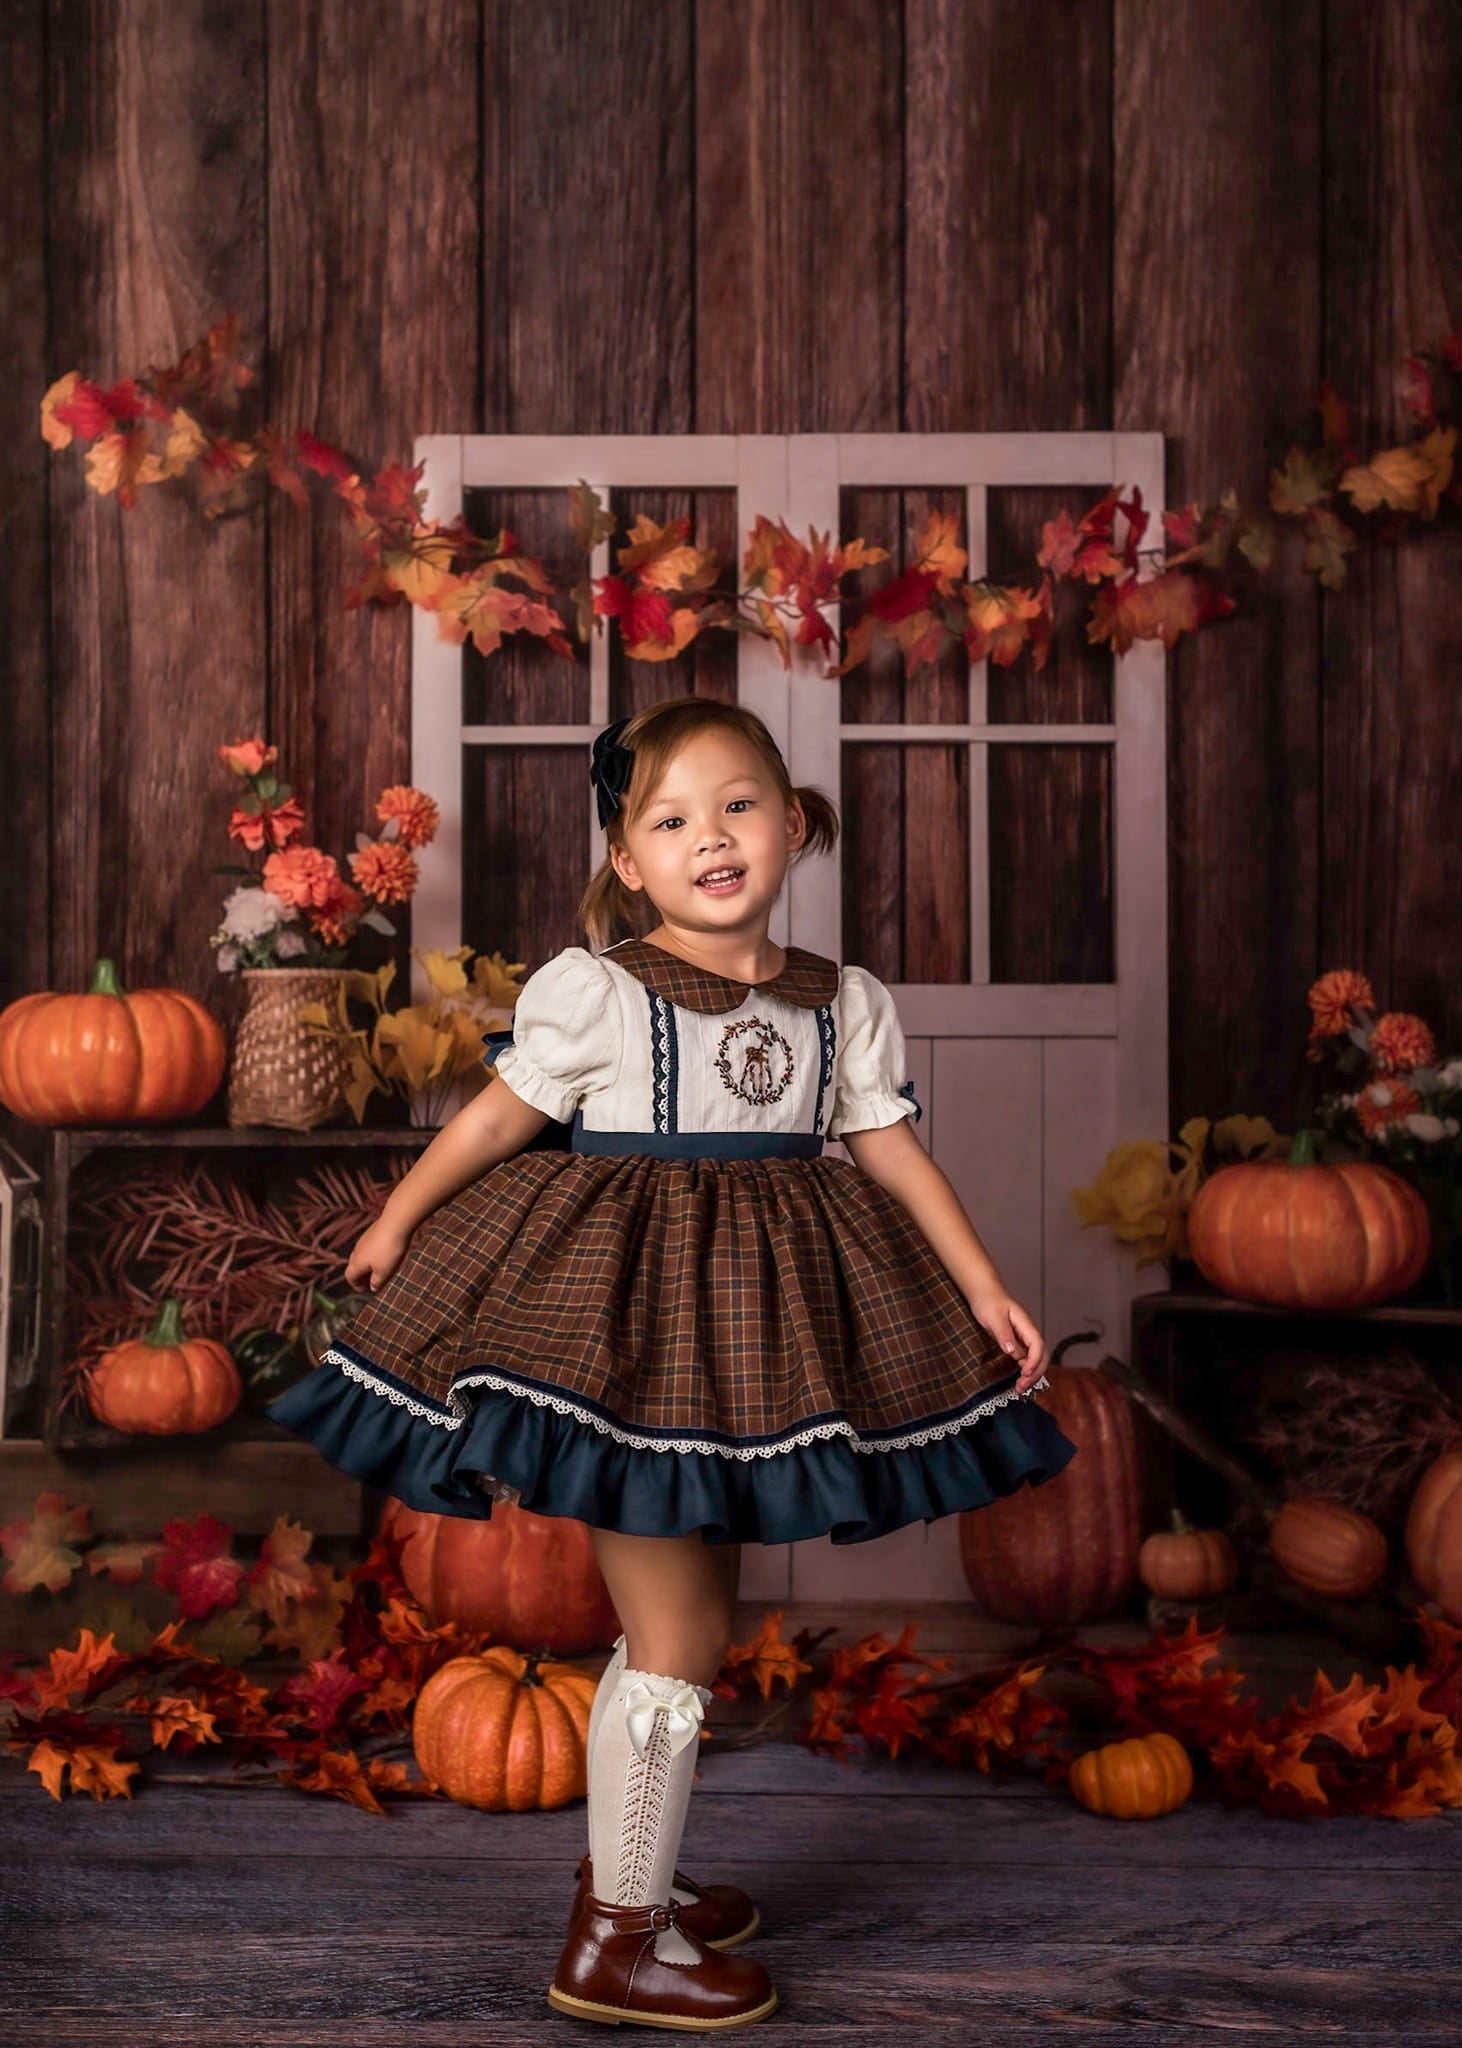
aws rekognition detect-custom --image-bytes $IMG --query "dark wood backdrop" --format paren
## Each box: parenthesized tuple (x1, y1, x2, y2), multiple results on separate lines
(2, 0, 1458, 1141)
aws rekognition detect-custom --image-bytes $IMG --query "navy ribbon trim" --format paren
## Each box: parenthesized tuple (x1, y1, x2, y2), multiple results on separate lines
(572, 1124, 824, 1160)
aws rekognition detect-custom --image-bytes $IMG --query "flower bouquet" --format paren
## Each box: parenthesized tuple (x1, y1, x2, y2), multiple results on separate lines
(210, 737, 438, 969)
(299, 946, 527, 1128)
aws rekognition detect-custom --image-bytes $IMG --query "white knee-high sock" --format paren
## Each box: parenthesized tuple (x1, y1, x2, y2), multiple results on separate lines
(587, 1664, 713, 1958)
(584, 1632, 627, 1853)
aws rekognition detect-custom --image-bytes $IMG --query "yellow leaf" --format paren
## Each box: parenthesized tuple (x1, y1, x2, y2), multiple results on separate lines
(915, 508, 968, 593)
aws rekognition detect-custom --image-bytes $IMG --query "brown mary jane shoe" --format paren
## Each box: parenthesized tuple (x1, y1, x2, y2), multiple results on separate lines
(548, 1892, 777, 2031)
(571, 1853, 760, 1950)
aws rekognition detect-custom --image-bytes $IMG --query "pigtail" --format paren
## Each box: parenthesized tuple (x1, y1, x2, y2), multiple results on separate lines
(579, 856, 650, 952)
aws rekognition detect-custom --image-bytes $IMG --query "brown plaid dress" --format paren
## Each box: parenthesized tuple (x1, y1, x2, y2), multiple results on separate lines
(266, 937, 1078, 1542)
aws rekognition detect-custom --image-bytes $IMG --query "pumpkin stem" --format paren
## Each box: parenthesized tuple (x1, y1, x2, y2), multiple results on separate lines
(88, 957, 127, 998)
(146, 1296, 187, 1347)
(1287, 1127, 1319, 1167)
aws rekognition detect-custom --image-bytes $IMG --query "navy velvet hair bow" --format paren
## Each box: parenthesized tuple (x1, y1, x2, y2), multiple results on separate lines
(590, 717, 636, 830)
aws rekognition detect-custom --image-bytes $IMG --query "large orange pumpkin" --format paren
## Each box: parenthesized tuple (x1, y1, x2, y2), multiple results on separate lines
(959, 1359, 1142, 1625)
(0, 957, 226, 1124)
(380, 1498, 620, 1655)
(1403, 1447, 1461, 1624)
(1069, 1731, 1193, 1818)
(412, 1645, 597, 1810)
(1269, 1495, 1389, 1599)
(1186, 1151, 1431, 1309)
(85, 1295, 242, 1433)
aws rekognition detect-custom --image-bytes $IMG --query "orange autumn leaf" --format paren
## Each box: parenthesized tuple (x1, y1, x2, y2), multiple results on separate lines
(25, 1736, 141, 1803)
(1, 1492, 92, 1594)
(136, 1694, 221, 1752)
(616, 513, 710, 592)
(625, 606, 703, 663)
(283, 1742, 390, 1814)
(1341, 424, 1455, 518)
(913, 507, 968, 594)
(84, 423, 168, 508)
(246, 1514, 320, 1627)
(431, 575, 572, 663)
(31, 1627, 129, 1713)
(719, 1610, 814, 1700)
(260, 1559, 352, 1662)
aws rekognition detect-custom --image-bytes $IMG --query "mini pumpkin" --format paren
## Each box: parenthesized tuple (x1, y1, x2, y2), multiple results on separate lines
(86, 1296, 242, 1434)
(1069, 1731, 1193, 1818)
(1138, 1521, 1239, 1600)
(0, 957, 226, 1126)
(1269, 1495, 1388, 1599)
(412, 1646, 597, 1811)
(1402, 1447, 1461, 1624)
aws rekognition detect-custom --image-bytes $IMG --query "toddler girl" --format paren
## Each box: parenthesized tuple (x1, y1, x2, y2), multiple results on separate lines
(268, 693, 1078, 2030)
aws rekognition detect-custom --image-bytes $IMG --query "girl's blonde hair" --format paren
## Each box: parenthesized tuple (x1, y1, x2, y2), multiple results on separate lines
(577, 694, 840, 950)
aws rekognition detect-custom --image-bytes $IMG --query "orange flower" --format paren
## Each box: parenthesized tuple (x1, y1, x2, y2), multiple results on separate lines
(262, 844, 342, 909)
(308, 882, 363, 949)
(376, 784, 440, 849)
(1370, 1011, 1437, 1075)
(218, 738, 278, 778)
(1306, 968, 1376, 1039)
(348, 840, 418, 904)
(1355, 1077, 1421, 1136)
(227, 795, 305, 851)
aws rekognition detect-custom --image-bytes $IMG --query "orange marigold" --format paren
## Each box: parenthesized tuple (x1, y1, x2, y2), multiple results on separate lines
(262, 844, 342, 909)
(1355, 1077, 1421, 1136)
(308, 882, 363, 949)
(349, 840, 418, 904)
(218, 737, 278, 778)
(1307, 968, 1376, 1039)
(1370, 1011, 1437, 1075)
(228, 795, 305, 852)
(376, 784, 440, 849)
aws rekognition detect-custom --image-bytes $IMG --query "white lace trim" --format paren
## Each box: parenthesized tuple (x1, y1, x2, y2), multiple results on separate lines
(323, 1347, 1050, 1459)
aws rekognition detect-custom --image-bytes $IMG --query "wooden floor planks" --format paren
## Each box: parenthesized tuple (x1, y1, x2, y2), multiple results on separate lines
(2, 1612, 1456, 2043)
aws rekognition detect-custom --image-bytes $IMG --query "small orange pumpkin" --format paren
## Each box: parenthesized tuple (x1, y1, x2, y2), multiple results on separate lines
(0, 957, 226, 1125)
(412, 1645, 597, 1811)
(1269, 1495, 1388, 1599)
(86, 1296, 242, 1434)
(1403, 1447, 1462, 1624)
(381, 1498, 619, 1655)
(1138, 1520, 1239, 1600)
(1186, 1146, 1431, 1310)
(1069, 1731, 1193, 1818)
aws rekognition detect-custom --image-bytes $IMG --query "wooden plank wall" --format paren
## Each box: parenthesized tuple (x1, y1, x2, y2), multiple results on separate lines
(2, 0, 1457, 1148)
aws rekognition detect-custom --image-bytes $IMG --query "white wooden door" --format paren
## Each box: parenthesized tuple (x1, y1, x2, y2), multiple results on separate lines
(411, 432, 1168, 1603)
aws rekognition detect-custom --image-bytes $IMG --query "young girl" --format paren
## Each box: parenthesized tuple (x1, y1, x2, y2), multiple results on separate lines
(267, 694, 1078, 2031)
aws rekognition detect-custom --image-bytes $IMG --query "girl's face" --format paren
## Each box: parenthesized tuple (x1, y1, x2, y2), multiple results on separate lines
(609, 726, 806, 937)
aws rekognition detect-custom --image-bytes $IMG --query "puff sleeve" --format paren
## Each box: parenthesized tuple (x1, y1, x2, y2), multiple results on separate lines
(826, 965, 923, 1139)
(485, 947, 620, 1123)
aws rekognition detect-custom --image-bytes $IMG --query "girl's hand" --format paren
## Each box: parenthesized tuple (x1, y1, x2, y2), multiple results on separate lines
(968, 1290, 1047, 1394)
(345, 1217, 414, 1294)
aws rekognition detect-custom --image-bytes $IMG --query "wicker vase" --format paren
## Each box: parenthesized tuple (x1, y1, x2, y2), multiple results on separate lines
(227, 968, 351, 1130)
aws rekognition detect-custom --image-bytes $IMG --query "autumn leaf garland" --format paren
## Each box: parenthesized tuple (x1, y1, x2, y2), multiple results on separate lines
(40, 315, 1462, 683)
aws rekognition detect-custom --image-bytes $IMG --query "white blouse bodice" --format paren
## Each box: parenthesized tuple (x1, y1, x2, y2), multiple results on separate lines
(488, 941, 921, 1142)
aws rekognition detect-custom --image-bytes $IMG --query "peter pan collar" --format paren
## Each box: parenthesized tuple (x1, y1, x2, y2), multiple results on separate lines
(601, 936, 840, 1013)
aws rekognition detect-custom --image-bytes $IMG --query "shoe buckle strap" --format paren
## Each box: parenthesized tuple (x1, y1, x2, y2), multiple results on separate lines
(647, 1901, 680, 1932)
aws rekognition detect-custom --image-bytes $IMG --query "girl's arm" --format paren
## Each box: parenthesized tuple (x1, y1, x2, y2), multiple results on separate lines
(346, 1077, 553, 1293)
(842, 1118, 1047, 1391)
(379, 1077, 549, 1235)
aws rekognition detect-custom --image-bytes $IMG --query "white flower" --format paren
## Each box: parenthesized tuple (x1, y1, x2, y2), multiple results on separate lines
(1438, 1057, 1462, 1088)
(221, 886, 288, 941)
(275, 926, 309, 959)
(1404, 1113, 1447, 1142)
(215, 942, 241, 973)
(1445, 1117, 1460, 1135)
(1364, 1081, 1399, 1107)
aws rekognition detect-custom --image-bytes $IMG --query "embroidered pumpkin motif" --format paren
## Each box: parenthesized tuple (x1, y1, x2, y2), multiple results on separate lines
(715, 1016, 794, 1105)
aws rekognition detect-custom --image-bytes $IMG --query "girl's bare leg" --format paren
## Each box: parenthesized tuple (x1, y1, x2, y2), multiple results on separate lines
(589, 1528, 740, 1687)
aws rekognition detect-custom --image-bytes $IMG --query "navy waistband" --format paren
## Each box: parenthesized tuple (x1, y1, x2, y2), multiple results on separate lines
(571, 1127, 825, 1160)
